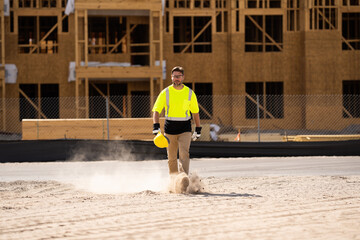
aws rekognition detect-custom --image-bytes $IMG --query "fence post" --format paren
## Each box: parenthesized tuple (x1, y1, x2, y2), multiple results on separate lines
(256, 94, 260, 143)
(106, 97, 110, 140)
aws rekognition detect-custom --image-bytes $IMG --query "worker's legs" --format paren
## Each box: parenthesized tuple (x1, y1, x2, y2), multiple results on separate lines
(165, 134, 179, 174)
(178, 132, 192, 175)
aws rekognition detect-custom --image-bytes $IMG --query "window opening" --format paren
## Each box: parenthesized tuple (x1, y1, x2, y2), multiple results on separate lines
(10, 11, 14, 33)
(109, 84, 127, 118)
(18, 16, 36, 53)
(173, 16, 212, 53)
(195, 0, 211, 8)
(343, 80, 360, 118)
(88, 17, 128, 55)
(265, 82, 283, 118)
(342, 13, 360, 50)
(195, 83, 213, 119)
(109, 17, 127, 53)
(40, 0, 57, 8)
(165, 11, 170, 33)
(19, 0, 36, 8)
(246, 0, 281, 8)
(216, 0, 226, 8)
(174, 0, 190, 8)
(89, 83, 108, 118)
(62, 12, 68, 32)
(19, 84, 59, 120)
(246, 82, 264, 118)
(89, 83, 127, 118)
(18, 16, 59, 54)
(88, 17, 106, 54)
(245, 15, 283, 52)
(287, 0, 300, 31)
(130, 24, 149, 65)
(343, 0, 360, 6)
(39, 16, 58, 53)
(40, 84, 59, 119)
(245, 82, 284, 119)
(19, 84, 38, 121)
(309, 0, 337, 30)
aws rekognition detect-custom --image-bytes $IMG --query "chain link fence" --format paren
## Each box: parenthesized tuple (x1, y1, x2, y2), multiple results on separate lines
(1, 95, 360, 142)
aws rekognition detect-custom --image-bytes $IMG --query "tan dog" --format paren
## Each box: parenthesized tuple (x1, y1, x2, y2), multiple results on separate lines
(169, 172, 189, 194)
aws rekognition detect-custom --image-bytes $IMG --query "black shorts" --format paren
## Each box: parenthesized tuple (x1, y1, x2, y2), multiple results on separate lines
(164, 120, 192, 135)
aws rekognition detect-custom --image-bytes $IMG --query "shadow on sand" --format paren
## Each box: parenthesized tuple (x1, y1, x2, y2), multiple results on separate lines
(189, 192, 262, 198)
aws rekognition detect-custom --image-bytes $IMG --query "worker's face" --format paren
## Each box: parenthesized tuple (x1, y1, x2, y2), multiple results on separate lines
(171, 71, 184, 87)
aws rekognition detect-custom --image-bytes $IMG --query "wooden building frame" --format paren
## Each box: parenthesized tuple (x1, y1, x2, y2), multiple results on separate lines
(5, 0, 68, 128)
(0, 0, 358, 136)
(74, 0, 164, 118)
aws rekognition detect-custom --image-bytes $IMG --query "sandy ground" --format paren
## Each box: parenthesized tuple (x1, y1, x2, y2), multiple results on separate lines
(1, 156, 360, 239)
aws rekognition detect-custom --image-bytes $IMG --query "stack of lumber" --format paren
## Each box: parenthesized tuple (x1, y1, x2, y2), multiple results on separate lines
(282, 135, 360, 142)
(22, 118, 165, 140)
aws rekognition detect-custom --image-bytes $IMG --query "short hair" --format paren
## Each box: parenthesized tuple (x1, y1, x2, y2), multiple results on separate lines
(171, 66, 184, 75)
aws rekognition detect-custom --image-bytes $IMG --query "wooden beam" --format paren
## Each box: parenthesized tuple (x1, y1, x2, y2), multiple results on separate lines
(38, 84, 41, 119)
(0, 12, 5, 132)
(171, 10, 214, 16)
(75, 0, 162, 11)
(75, 9, 79, 66)
(12, 9, 62, 16)
(159, 9, 164, 91)
(85, 78, 89, 118)
(150, 76, 154, 113)
(84, 10, 88, 65)
(150, 11, 154, 66)
(22, 118, 166, 140)
(0, 69, 5, 131)
(75, 76, 79, 118)
(242, 9, 284, 15)
(1, 13, 5, 65)
(76, 66, 162, 79)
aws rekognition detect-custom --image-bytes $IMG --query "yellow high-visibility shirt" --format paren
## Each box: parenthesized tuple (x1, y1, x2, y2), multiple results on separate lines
(152, 85, 199, 121)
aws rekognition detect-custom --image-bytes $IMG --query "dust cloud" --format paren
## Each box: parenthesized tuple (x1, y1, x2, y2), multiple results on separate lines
(54, 143, 206, 194)
(63, 142, 168, 194)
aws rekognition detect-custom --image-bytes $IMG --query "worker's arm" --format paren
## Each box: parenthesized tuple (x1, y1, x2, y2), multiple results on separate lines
(192, 112, 201, 127)
(152, 111, 160, 135)
(191, 112, 202, 141)
(153, 111, 160, 124)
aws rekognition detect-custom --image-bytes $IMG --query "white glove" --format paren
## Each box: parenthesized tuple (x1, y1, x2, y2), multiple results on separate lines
(153, 123, 160, 135)
(192, 127, 202, 141)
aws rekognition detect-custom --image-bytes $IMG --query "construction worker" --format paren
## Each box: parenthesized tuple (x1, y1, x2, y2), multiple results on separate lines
(152, 66, 202, 176)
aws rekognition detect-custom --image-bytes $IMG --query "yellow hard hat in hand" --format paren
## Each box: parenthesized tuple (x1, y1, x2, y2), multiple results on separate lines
(153, 132, 169, 148)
